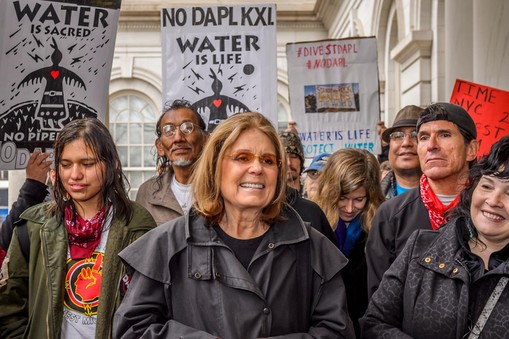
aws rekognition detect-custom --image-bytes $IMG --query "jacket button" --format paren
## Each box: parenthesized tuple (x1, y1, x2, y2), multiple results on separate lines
(438, 263, 445, 269)
(453, 268, 459, 274)
(215, 272, 221, 278)
(268, 243, 275, 249)
(194, 272, 202, 279)
(424, 257, 431, 263)
(263, 307, 271, 315)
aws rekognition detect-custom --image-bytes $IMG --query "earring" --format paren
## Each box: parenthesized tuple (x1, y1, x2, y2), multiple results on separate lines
(64, 192, 70, 201)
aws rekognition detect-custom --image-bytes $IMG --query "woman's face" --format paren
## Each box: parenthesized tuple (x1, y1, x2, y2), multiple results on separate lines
(59, 139, 106, 216)
(220, 128, 279, 215)
(471, 175, 509, 245)
(337, 186, 367, 222)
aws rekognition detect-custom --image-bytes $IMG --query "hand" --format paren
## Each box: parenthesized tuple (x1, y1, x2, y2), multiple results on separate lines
(75, 254, 103, 302)
(26, 150, 52, 184)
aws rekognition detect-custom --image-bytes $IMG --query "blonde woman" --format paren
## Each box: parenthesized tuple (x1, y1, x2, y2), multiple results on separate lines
(312, 148, 384, 338)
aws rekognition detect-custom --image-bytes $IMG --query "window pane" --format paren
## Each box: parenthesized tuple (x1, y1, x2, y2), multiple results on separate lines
(144, 123, 156, 143)
(142, 107, 155, 121)
(129, 146, 142, 167)
(115, 123, 128, 144)
(130, 123, 142, 144)
(144, 146, 156, 167)
(110, 96, 127, 115)
(118, 146, 128, 167)
(130, 171, 143, 188)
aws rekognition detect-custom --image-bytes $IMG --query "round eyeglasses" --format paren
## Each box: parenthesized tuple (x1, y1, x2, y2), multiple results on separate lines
(162, 122, 201, 137)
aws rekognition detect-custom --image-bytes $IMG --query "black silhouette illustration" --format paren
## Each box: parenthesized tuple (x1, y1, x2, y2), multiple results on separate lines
(194, 68, 250, 133)
(17, 37, 86, 131)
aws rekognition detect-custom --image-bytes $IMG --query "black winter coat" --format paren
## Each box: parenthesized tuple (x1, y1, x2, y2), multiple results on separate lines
(361, 217, 509, 339)
(366, 187, 430, 297)
(114, 208, 355, 339)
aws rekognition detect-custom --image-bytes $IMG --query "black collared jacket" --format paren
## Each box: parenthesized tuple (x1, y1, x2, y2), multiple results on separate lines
(113, 207, 355, 339)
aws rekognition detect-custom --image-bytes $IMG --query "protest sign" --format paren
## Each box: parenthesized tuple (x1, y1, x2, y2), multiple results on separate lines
(0, 0, 121, 169)
(450, 79, 509, 157)
(286, 37, 380, 157)
(161, 4, 278, 132)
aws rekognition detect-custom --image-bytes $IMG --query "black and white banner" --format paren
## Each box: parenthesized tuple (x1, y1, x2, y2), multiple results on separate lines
(0, 0, 121, 169)
(161, 4, 278, 132)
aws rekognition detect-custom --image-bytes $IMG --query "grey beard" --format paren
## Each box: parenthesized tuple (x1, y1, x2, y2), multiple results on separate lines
(172, 158, 193, 167)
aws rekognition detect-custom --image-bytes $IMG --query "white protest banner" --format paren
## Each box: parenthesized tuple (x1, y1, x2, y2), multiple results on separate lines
(286, 37, 381, 157)
(0, 0, 121, 170)
(161, 4, 278, 132)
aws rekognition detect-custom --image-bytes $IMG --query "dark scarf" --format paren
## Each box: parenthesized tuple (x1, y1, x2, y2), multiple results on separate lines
(419, 175, 459, 230)
(334, 215, 363, 257)
(65, 204, 107, 259)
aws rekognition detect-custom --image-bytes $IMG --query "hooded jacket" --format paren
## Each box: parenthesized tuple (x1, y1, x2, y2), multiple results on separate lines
(113, 207, 355, 339)
(0, 201, 156, 339)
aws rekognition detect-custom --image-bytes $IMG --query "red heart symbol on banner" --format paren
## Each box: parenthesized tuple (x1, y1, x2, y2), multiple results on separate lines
(213, 99, 222, 108)
(50, 70, 60, 79)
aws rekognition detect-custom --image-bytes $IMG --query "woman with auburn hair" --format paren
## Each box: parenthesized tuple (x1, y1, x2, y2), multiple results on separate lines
(113, 112, 355, 339)
(312, 148, 385, 338)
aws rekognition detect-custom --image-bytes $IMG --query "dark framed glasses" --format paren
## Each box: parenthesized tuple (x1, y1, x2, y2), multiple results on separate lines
(225, 151, 281, 167)
(162, 122, 200, 137)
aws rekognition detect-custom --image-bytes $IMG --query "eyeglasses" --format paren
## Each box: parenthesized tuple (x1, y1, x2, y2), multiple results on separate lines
(389, 131, 418, 142)
(162, 122, 200, 137)
(225, 152, 281, 167)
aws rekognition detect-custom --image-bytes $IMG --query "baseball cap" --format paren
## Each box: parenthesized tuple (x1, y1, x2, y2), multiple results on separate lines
(304, 153, 330, 173)
(416, 103, 477, 140)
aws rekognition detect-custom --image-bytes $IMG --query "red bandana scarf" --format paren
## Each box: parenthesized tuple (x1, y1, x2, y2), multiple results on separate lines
(419, 175, 459, 230)
(64, 204, 107, 259)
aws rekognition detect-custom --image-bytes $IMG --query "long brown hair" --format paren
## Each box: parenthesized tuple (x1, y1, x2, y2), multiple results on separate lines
(312, 148, 384, 232)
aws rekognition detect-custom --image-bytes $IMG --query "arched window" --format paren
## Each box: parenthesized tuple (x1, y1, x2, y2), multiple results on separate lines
(109, 94, 158, 200)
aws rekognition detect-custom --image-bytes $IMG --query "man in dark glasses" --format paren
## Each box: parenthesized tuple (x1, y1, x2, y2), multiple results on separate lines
(136, 99, 209, 225)
(366, 102, 479, 298)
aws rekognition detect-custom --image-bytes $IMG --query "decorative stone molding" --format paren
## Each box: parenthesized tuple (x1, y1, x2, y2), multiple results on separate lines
(390, 30, 432, 67)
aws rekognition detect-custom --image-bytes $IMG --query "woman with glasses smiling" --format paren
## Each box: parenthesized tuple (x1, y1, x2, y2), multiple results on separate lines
(113, 112, 355, 339)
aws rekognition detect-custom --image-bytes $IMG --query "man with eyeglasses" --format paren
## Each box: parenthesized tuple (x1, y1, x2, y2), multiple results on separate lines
(380, 105, 423, 199)
(136, 100, 209, 225)
(366, 103, 479, 298)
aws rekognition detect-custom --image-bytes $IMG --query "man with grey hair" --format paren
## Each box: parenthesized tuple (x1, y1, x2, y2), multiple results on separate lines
(136, 100, 209, 225)
(366, 102, 479, 297)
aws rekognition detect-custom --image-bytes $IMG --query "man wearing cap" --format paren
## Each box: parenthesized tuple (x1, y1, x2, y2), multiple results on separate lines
(278, 131, 337, 245)
(303, 153, 330, 199)
(380, 105, 424, 199)
(279, 131, 306, 192)
(366, 102, 479, 297)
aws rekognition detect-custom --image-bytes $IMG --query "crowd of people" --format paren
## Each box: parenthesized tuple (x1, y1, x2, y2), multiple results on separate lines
(0, 100, 508, 339)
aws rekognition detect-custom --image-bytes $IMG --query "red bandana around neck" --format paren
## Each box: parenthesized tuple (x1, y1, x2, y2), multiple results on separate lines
(419, 175, 460, 230)
(64, 204, 107, 259)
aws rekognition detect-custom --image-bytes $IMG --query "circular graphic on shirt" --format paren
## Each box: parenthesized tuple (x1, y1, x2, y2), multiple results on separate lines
(64, 252, 103, 316)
